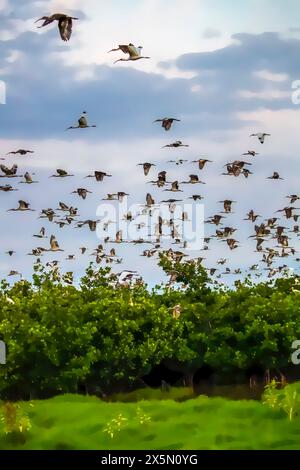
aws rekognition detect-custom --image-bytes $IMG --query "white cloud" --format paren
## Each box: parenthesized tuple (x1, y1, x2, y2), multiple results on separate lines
(254, 70, 289, 82)
(239, 89, 291, 101)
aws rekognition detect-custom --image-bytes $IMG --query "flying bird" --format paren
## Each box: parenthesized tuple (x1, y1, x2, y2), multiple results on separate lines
(7, 149, 34, 156)
(8, 200, 35, 212)
(66, 112, 96, 130)
(35, 13, 78, 42)
(163, 141, 189, 148)
(85, 171, 112, 182)
(153, 118, 180, 131)
(168, 159, 188, 166)
(48, 235, 64, 252)
(109, 44, 150, 64)
(137, 162, 156, 176)
(192, 159, 212, 170)
(50, 169, 74, 178)
(267, 172, 284, 180)
(0, 164, 19, 177)
(250, 133, 271, 144)
(242, 151, 259, 157)
(71, 188, 92, 200)
(19, 172, 38, 184)
(0, 185, 17, 192)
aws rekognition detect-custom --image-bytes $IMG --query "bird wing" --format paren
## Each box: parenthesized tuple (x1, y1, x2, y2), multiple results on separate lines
(128, 44, 140, 58)
(117, 45, 131, 54)
(0, 164, 9, 174)
(58, 17, 73, 41)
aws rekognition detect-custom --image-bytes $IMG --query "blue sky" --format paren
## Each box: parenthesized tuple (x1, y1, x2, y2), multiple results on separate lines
(0, 0, 299, 285)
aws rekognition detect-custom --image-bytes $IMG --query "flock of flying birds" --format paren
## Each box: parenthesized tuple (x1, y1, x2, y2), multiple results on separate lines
(1, 13, 299, 287)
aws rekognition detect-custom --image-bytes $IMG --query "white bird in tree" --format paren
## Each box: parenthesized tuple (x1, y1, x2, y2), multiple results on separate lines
(35, 13, 79, 42)
(66, 112, 96, 130)
(250, 133, 271, 144)
(108, 44, 150, 64)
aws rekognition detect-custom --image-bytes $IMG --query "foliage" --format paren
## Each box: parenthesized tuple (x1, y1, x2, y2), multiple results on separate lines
(0, 402, 32, 435)
(263, 381, 300, 421)
(0, 263, 300, 399)
(103, 413, 128, 439)
(1, 386, 300, 450)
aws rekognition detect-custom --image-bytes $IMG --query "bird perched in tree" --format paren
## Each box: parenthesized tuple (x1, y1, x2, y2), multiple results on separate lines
(109, 44, 150, 64)
(153, 118, 180, 131)
(35, 13, 79, 41)
(66, 112, 96, 130)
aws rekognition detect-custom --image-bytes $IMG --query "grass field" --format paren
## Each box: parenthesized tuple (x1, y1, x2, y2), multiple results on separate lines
(1, 385, 300, 450)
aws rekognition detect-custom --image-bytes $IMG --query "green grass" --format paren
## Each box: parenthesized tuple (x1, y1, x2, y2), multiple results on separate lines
(1, 384, 300, 450)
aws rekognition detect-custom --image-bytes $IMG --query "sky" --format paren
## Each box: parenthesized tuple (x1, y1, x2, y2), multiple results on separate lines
(0, 0, 300, 286)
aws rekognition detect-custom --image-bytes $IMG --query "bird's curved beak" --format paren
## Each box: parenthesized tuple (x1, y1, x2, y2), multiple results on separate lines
(34, 17, 44, 23)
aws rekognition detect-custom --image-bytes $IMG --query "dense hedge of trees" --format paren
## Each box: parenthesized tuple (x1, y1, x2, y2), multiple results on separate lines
(0, 259, 300, 399)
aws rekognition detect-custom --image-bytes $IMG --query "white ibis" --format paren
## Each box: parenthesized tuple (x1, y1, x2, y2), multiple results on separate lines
(250, 133, 271, 144)
(66, 112, 96, 130)
(108, 44, 150, 64)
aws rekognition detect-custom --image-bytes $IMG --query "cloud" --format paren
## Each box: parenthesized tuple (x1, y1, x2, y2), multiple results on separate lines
(202, 28, 222, 39)
(0, 4, 300, 285)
